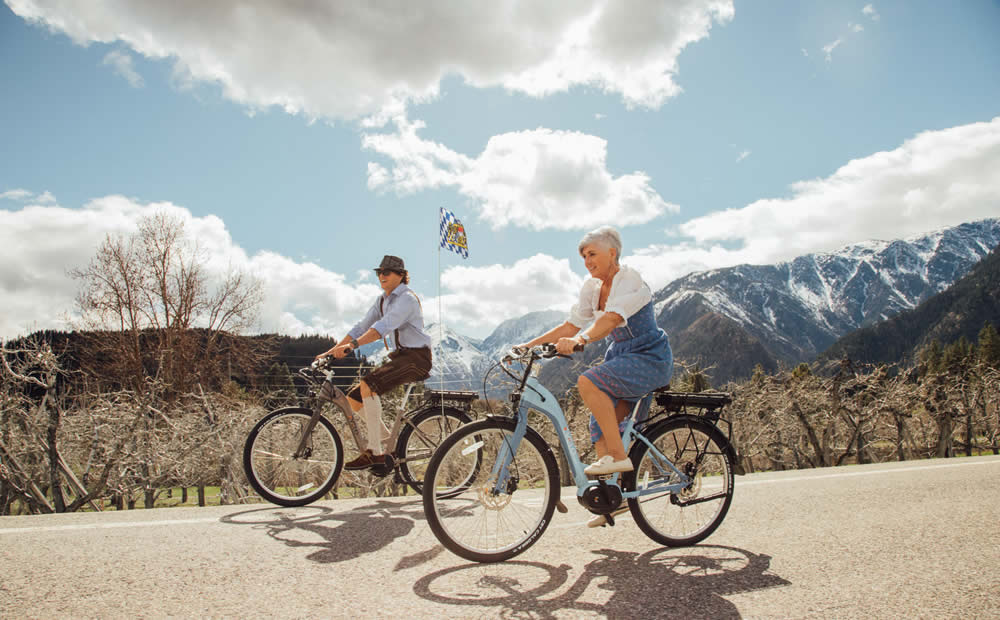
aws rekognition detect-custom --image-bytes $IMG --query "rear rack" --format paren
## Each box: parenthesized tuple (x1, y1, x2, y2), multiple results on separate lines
(424, 389, 479, 406)
(644, 388, 744, 475)
(653, 389, 732, 418)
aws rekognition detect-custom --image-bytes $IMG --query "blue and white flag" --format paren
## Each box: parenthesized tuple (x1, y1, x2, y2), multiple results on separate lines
(439, 207, 469, 259)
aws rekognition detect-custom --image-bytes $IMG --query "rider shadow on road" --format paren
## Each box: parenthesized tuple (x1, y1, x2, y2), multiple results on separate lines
(413, 545, 789, 619)
(221, 499, 430, 565)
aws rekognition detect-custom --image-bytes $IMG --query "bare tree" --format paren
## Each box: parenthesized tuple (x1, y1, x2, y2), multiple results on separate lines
(71, 211, 264, 395)
(59, 211, 266, 509)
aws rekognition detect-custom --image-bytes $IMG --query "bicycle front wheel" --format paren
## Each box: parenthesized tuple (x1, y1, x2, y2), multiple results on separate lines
(627, 417, 734, 546)
(243, 407, 344, 507)
(395, 405, 473, 496)
(422, 419, 559, 563)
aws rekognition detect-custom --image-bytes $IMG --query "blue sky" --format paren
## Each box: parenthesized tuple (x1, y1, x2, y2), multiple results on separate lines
(2, 1, 999, 340)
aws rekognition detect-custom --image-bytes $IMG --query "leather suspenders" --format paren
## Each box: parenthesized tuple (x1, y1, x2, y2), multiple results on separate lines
(378, 290, 422, 350)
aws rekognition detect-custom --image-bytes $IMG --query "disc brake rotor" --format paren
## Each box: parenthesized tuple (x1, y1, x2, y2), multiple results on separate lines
(476, 475, 514, 510)
(677, 461, 702, 500)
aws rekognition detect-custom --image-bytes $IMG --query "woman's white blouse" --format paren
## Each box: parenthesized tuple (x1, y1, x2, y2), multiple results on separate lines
(568, 264, 652, 328)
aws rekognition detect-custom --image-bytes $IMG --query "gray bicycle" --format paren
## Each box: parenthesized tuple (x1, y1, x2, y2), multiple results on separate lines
(244, 357, 478, 506)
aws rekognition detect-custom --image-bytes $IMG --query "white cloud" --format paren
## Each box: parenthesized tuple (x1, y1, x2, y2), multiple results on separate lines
(364, 115, 676, 230)
(818, 7, 878, 62)
(823, 38, 843, 62)
(102, 49, 143, 87)
(4, 118, 998, 339)
(8, 0, 733, 121)
(1, 189, 34, 201)
(428, 254, 584, 331)
(736, 150, 751, 163)
(1, 188, 55, 203)
(0, 194, 586, 340)
(0, 195, 382, 340)
(629, 117, 1000, 290)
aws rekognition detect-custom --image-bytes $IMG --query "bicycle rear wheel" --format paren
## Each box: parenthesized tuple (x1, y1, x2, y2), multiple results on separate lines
(243, 407, 344, 507)
(627, 417, 734, 546)
(395, 406, 473, 496)
(422, 418, 559, 563)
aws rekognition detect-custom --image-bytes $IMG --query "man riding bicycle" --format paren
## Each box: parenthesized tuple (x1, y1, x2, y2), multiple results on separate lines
(317, 255, 432, 470)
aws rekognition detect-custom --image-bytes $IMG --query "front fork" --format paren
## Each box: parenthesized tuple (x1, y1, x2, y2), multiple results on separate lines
(489, 414, 529, 495)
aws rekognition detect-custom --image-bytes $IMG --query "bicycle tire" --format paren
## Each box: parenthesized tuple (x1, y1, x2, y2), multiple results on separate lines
(422, 418, 560, 563)
(243, 407, 344, 507)
(395, 405, 473, 496)
(626, 416, 734, 546)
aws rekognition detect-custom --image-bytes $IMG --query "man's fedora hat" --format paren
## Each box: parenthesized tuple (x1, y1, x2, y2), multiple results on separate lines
(374, 255, 406, 273)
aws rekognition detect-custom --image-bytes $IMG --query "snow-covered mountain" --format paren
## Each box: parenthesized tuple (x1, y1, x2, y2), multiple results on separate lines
(651, 217, 1000, 380)
(479, 310, 566, 360)
(376, 218, 1000, 394)
(535, 218, 1000, 392)
(423, 323, 486, 391)
(425, 311, 565, 392)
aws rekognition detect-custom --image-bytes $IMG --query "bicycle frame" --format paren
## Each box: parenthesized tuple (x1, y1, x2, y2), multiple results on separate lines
(295, 366, 419, 458)
(491, 354, 691, 502)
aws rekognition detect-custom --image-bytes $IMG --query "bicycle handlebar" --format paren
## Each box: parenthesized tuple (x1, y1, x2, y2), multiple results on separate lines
(298, 357, 338, 384)
(502, 342, 584, 365)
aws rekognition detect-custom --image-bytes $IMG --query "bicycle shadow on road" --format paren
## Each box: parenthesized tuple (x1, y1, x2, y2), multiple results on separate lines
(412, 545, 789, 619)
(220, 499, 429, 565)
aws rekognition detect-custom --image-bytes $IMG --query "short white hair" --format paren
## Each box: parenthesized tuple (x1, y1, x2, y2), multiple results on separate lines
(578, 226, 622, 265)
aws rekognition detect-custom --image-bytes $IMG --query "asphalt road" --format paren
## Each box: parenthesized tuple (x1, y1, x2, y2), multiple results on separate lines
(2, 455, 998, 619)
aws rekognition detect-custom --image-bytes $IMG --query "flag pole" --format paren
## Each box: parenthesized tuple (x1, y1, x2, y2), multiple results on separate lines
(437, 209, 444, 396)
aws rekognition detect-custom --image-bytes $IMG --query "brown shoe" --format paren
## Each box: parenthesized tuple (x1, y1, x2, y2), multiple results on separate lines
(344, 449, 386, 471)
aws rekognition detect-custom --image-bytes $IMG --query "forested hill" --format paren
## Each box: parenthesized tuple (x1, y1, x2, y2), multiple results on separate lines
(2, 330, 357, 392)
(818, 243, 1000, 367)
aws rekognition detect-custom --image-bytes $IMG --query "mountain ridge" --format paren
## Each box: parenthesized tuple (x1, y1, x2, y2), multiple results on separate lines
(817, 242, 1000, 368)
(461, 218, 1000, 393)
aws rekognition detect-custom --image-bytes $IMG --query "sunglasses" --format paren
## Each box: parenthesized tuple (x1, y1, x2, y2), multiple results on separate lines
(375, 269, 402, 277)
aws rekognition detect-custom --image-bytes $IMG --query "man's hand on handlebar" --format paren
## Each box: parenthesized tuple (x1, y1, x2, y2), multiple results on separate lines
(316, 343, 352, 362)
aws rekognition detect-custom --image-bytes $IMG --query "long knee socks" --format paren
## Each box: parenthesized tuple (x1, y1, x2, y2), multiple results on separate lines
(362, 394, 384, 454)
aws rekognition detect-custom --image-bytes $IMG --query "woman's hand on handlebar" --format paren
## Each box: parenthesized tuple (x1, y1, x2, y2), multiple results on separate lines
(555, 337, 583, 356)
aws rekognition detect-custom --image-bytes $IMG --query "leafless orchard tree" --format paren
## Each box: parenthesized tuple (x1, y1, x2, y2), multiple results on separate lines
(0, 339, 115, 514)
(0, 212, 269, 514)
(71, 211, 264, 396)
(724, 358, 995, 473)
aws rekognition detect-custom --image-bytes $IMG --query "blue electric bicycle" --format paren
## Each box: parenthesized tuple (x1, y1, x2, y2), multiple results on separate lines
(422, 344, 739, 563)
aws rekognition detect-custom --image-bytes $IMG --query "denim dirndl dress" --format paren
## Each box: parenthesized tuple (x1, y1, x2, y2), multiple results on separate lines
(581, 301, 673, 442)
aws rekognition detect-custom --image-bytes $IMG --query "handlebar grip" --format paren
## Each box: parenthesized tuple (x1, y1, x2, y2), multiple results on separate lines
(573, 343, 585, 352)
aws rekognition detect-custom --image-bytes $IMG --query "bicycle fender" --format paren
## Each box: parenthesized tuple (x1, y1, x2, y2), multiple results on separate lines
(408, 404, 473, 421)
(263, 406, 317, 417)
(635, 414, 740, 474)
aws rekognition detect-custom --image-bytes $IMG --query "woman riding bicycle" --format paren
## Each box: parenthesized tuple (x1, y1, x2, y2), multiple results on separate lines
(317, 255, 432, 471)
(518, 226, 673, 480)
